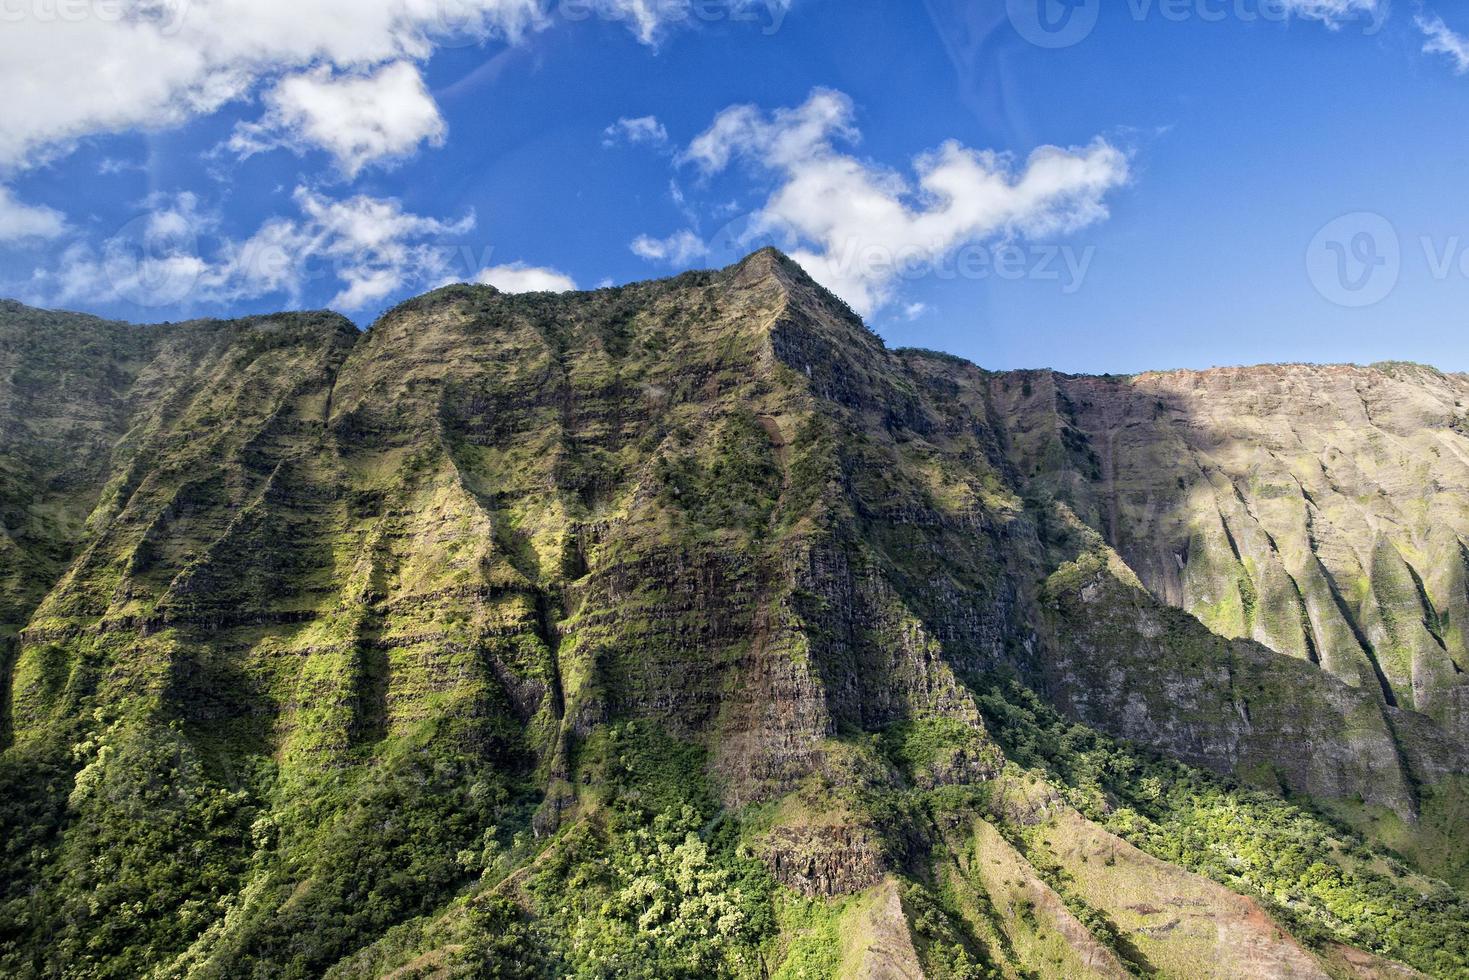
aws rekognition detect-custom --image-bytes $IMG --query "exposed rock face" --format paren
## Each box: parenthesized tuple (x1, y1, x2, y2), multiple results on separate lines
(877, 350, 1468, 821)
(1035, 553, 1433, 815)
(994, 364, 1469, 744)
(765, 824, 887, 897)
(1, 252, 1466, 978)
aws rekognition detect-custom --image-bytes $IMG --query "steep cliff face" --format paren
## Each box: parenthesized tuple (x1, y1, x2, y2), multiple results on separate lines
(853, 349, 1467, 825)
(1, 254, 1466, 979)
(994, 364, 1469, 741)
(0, 307, 358, 747)
(968, 363, 1469, 860)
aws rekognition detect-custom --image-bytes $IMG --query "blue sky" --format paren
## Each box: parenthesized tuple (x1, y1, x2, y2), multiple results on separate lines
(2, 0, 1468, 373)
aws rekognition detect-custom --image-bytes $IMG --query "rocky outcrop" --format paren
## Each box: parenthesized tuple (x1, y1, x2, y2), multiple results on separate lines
(764, 824, 888, 897)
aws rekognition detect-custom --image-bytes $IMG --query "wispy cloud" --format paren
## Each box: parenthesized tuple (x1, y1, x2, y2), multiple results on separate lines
(1417, 13, 1469, 74)
(1280, 0, 1384, 29)
(630, 229, 708, 264)
(603, 115, 670, 149)
(640, 88, 1130, 316)
(28, 188, 477, 311)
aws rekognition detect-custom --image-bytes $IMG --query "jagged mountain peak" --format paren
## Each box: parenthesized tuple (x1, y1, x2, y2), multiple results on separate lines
(1, 278, 1468, 979)
(725, 244, 805, 286)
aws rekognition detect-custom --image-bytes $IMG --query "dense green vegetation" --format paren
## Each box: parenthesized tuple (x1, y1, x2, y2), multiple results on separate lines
(973, 677, 1469, 978)
(311, 723, 779, 979)
(7, 674, 1463, 978)
(0, 711, 534, 978)
(0, 713, 253, 978)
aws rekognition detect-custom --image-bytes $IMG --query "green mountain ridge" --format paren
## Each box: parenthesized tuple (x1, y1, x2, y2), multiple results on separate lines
(0, 249, 1466, 978)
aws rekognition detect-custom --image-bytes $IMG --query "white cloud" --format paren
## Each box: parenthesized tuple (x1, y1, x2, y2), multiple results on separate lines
(30, 187, 475, 311)
(1281, 0, 1382, 28)
(0, 0, 745, 175)
(682, 88, 859, 174)
(1418, 14, 1469, 73)
(903, 302, 928, 321)
(603, 115, 669, 149)
(98, 157, 148, 176)
(0, 187, 67, 242)
(588, 0, 791, 45)
(630, 229, 707, 264)
(31, 191, 215, 306)
(475, 262, 577, 292)
(671, 88, 1130, 316)
(287, 188, 476, 307)
(229, 62, 447, 176)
